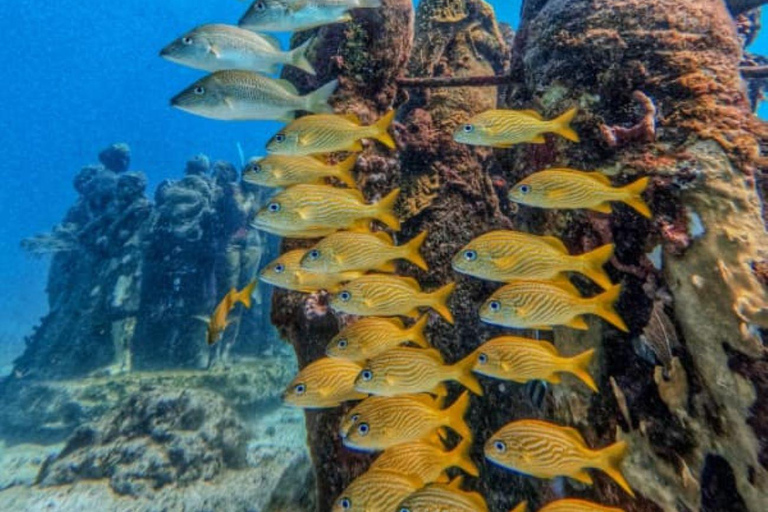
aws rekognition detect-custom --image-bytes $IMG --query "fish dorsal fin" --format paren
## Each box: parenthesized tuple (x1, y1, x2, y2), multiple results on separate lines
(559, 425, 587, 445)
(398, 276, 422, 289)
(384, 317, 406, 329)
(586, 171, 612, 185)
(344, 188, 366, 202)
(549, 275, 581, 296)
(540, 235, 569, 253)
(259, 33, 282, 51)
(342, 113, 362, 125)
(276, 79, 299, 95)
(422, 348, 445, 363)
(531, 338, 559, 355)
(409, 393, 441, 408)
(520, 109, 544, 120)
(372, 231, 394, 244)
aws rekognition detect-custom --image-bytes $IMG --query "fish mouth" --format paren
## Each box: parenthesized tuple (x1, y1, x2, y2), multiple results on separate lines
(159, 46, 171, 58)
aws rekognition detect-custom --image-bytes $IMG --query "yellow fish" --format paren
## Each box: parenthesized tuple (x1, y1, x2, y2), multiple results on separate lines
(370, 436, 478, 484)
(480, 280, 628, 332)
(301, 230, 428, 274)
(251, 185, 400, 237)
(267, 110, 397, 156)
(341, 392, 471, 452)
(259, 250, 364, 293)
(471, 336, 598, 392)
(203, 281, 256, 346)
(330, 275, 455, 324)
(485, 419, 634, 496)
(452, 230, 614, 290)
(282, 357, 368, 408)
(453, 107, 579, 147)
(395, 477, 488, 512)
(331, 470, 423, 512)
(326, 315, 430, 362)
(508, 169, 651, 218)
(510, 499, 625, 512)
(243, 154, 357, 188)
(355, 347, 483, 396)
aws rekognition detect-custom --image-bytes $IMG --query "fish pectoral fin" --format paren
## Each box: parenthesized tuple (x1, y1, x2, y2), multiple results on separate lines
(193, 315, 211, 324)
(567, 316, 590, 330)
(571, 469, 594, 486)
(529, 135, 547, 144)
(208, 45, 221, 58)
(590, 202, 613, 214)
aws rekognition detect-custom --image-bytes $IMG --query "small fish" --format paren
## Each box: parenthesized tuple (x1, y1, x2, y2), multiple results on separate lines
(485, 419, 634, 496)
(453, 107, 579, 147)
(452, 230, 614, 289)
(331, 469, 422, 512)
(160, 24, 316, 75)
(395, 477, 488, 512)
(354, 347, 483, 396)
(327, 315, 430, 362)
(266, 111, 396, 156)
(171, 71, 337, 121)
(510, 499, 625, 512)
(202, 281, 257, 345)
(251, 185, 401, 237)
(370, 436, 479, 484)
(259, 249, 364, 292)
(508, 169, 651, 218)
(342, 392, 471, 452)
(243, 154, 357, 188)
(282, 357, 368, 408)
(330, 275, 455, 324)
(471, 336, 598, 392)
(240, 0, 383, 33)
(301, 230, 428, 274)
(480, 280, 628, 332)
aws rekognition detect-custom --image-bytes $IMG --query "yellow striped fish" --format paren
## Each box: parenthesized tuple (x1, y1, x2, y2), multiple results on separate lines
(341, 392, 471, 452)
(509, 169, 651, 218)
(510, 499, 625, 512)
(395, 477, 488, 512)
(330, 275, 456, 324)
(471, 336, 598, 392)
(452, 230, 614, 290)
(243, 154, 357, 188)
(267, 110, 397, 156)
(355, 347, 483, 396)
(259, 250, 364, 293)
(251, 185, 401, 237)
(301, 230, 429, 274)
(326, 315, 430, 362)
(370, 436, 478, 483)
(485, 419, 634, 496)
(331, 469, 423, 512)
(480, 280, 628, 332)
(453, 107, 579, 147)
(282, 357, 368, 408)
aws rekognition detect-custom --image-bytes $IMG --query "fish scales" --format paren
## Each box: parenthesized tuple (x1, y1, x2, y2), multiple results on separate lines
(540, 499, 624, 512)
(332, 470, 420, 512)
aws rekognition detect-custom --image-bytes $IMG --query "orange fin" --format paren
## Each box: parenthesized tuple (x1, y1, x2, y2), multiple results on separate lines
(550, 106, 580, 142)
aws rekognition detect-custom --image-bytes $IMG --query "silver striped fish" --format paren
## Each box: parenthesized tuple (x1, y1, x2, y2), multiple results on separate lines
(395, 477, 488, 512)
(326, 315, 430, 362)
(331, 470, 422, 512)
(370, 437, 478, 483)
(453, 107, 579, 147)
(282, 357, 368, 408)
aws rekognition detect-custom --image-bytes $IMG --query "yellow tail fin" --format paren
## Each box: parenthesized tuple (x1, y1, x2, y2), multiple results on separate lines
(621, 176, 652, 219)
(591, 284, 628, 332)
(428, 282, 456, 324)
(509, 503, 528, 512)
(451, 352, 484, 395)
(450, 435, 479, 477)
(445, 391, 472, 440)
(576, 243, 614, 290)
(374, 188, 401, 231)
(373, 109, 397, 149)
(235, 280, 257, 309)
(566, 348, 598, 392)
(551, 106, 580, 143)
(401, 230, 429, 271)
(333, 154, 358, 188)
(596, 440, 635, 497)
(406, 314, 430, 348)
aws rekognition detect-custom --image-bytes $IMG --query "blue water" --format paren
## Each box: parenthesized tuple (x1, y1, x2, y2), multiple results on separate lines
(0, 1, 765, 365)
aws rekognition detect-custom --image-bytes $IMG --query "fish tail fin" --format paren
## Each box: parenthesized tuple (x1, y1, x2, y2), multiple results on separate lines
(357, 0, 382, 7)
(577, 243, 615, 290)
(445, 391, 472, 440)
(334, 154, 358, 187)
(509, 503, 529, 512)
(566, 348, 599, 392)
(551, 106, 580, 142)
(596, 441, 635, 497)
(402, 230, 429, 271)
(451, 352, 484, 395)
(591, 284, 629, 332)
(429, 282, 456, 324)
(374, 188, 401, 230)
(236, 280, 257, 309)
(290, 37, 317, 76)
(407, 314, 430, 348)
(372, 109, 397, 149)
(450, 433, 479, 477)
(621, 177, 652, 218)
(305, 79, 338, 114)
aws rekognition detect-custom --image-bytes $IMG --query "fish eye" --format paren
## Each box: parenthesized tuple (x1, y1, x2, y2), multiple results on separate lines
(194, 86, 205, 95)
(340, 498, 351, 510)
(308, 249, 320, 260)
(274, 264, 285, 274)
(463, 124, 474, 133)
(519, 184, 531, 195)
(478, 353, 488, 365)
(399, 508, 411, 512)
(463, 250, 478, 262)
(489, 300, 501, 312)
(182, 36, 193, 45)
(357, 423, 370, 436)
(337, 339, 348, 349)
(339, 291, 352, 302)
(361, 370, 373, 381)
(493, 440, 507, 453)
(250, 163, 261, 173)
(255, 1, 267, 11)
(268, 202, 281, 213)
(274, 133, 286, 143)
(294, 383, 306, 395)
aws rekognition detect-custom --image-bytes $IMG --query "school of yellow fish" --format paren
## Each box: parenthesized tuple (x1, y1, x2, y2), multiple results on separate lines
(162, 1, 656, 510)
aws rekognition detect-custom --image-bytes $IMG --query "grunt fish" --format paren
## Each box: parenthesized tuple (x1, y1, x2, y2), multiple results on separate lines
(331, 469, 422, 512)
(202, 281, 256, 345)
(326, 315, 430, 362)
(370, 436, 479, 484)
(243, 154, 357, 188)
(510, 498, 625, 512)
(471, 336, 598, 392)
(453, 107, 579, 147)
(485, 419, 634, 496)
(330, 275, 455, 324)
(452, 230, 614, 290)
(266, 111, 396, 156)
(160, 24, 316, 75)
(282, 357, 368, 408)
(240, 0, 383, 33)
(171, 71, 337, 121)
(480, 280, 628, 332)
(259, 249, 364, 292)
(508, 169, 651, 218)
(395, 477, 488, 512)
(354, 347, 483, 396)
